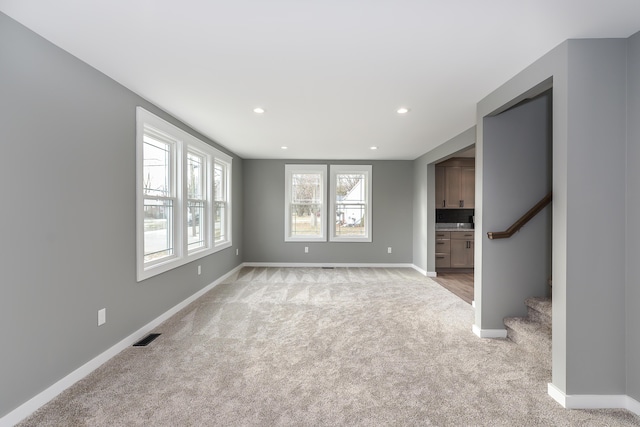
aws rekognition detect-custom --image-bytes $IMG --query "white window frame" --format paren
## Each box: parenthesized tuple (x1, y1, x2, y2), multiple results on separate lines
(214, 158, 232, 246)
(185, 147, 208, 254)
(285, 164, 327, 242)
(329, 164, 372, 243)
(140, 126, 179, 267)
(136, 107, 232, 281)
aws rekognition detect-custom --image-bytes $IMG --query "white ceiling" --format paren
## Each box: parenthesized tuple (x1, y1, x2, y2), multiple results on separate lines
(2, 1, 640, 160)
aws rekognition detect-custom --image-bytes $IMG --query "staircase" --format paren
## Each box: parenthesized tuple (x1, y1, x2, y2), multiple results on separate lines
(504, 297, 552, 365)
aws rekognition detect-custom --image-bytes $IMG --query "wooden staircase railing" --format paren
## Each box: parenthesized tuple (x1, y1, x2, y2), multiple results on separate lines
(487, 192, 552, 240)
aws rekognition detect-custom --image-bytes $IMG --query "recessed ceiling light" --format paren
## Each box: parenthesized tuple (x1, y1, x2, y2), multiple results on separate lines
(370, 146, 378, 150)
(253, 107, 265, 114)
(397, 107, 410, 114)
(281, 146, 288, 150)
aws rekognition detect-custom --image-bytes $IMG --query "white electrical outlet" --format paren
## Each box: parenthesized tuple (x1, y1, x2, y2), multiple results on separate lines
(388, 247, 392, 254)
(236, 248, 239, 256)
(198, 265, 201, 275)
(305, 246, 309, 253)
(98, 308, 106, 326)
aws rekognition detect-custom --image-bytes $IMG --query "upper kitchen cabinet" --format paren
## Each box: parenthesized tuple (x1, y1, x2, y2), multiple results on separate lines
(435, 166, 446, 210)
(460, 166, 475, 208)
(435, 158, 475, 209)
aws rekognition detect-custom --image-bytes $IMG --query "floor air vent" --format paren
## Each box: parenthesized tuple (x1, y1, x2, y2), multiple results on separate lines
(322, 267, 335, 269)
(133, 333, 161, 347)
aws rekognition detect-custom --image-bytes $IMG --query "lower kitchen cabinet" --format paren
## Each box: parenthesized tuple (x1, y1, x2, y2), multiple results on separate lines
(450, 231, 474, 268)
(435, 231, 451, 268)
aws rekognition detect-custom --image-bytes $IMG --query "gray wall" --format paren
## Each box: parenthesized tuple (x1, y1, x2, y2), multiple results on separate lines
(243, 160, 413, 263)
(0, 13, 243, 418)
(626, 31, 640, 402)
(563, 39, 627, 395)
(476, 38, 629, 397)
(412, 127, 475, 273)
(481, 93, 552, 324)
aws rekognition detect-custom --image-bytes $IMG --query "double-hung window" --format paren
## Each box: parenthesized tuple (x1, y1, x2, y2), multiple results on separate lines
(214, 159, 231, 244)
(141, 127, 177, 263)
(284, 164, 327, 242)
(186, 150, 206, 252)
(137, 107, 232, 281)
(329, 165, 372, 242)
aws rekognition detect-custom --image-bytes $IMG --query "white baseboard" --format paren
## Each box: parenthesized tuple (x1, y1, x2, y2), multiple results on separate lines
(243, 262, 415, 269)
(548, 383, 640, 416)
(0, 264, 244, 427)
(547, 383, 567, 406)
(472, 324, 507, 338)
(407, 265, 437, 277)
(411, 265, 427, 276)
(629, 396, 640, 415)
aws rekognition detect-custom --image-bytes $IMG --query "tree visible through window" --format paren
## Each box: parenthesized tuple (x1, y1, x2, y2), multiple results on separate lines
(285, 165, 327, 242)
(291, 173, 322, 235)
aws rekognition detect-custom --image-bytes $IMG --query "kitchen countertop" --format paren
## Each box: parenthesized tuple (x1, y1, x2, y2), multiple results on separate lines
(436, 228, 475, 232)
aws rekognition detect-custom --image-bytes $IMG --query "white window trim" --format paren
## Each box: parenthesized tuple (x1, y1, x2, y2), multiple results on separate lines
(140, 127, 180, 269)
(136, 107, 232, 281)
(329, 164, 372, 243)
(214, 158, 232, 247)
(285, 164, 327, 242)
(185, 146, 209, 255)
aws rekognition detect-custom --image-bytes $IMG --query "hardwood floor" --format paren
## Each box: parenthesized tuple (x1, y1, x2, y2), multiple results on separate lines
(431, 272, 474, 304)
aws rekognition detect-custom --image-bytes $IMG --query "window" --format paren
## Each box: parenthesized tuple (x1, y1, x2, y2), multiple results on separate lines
(214, 159, 230, 244)
(142, 128, 177, 264)
(330, 165, 372, 242)
(137, 107, 232, 281)
(285, 164, 327, 242)
(186, 150, 206, 252)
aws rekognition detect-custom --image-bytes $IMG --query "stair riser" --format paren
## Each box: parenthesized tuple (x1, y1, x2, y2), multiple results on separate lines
(504, 297, 552, 366)
(527, 307, 552, 328)
(506, 327, 551, 348)
(506, 326, 552, 363)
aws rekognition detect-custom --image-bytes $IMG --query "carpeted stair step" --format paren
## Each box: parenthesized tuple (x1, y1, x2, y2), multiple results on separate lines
(525, 297, 552, 328)
(504, 316, 551, 360)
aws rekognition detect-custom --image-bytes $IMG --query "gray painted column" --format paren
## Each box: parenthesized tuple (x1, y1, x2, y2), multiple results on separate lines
(563, 39, 627, 395)
(626, 30, 640, 403)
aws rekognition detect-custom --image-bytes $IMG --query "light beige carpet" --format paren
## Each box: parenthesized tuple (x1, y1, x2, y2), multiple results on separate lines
(19, 267, 640, 426)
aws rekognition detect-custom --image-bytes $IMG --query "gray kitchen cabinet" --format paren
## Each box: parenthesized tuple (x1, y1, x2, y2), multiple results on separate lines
(435, 231, 451, 268)
(435, 158, 475, 209)
(450, 231, 474, 268)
